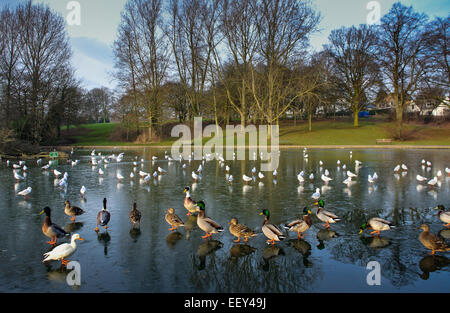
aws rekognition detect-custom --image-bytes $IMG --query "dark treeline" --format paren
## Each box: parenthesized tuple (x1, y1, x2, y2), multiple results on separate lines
(0, 0, 448, 149)
(0, 1, 113, 150)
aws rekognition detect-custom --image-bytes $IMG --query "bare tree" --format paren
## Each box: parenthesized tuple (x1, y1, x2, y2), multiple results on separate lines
(326, 24, 379, 127)
(375, 2, 430, 139)
(250, 0, 320, 135)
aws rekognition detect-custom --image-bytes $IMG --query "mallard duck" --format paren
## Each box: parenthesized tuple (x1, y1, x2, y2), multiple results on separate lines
(129, 202, 141, 227)
(228, 217, 257, 243)
(40, 207, 69, 245)
(284, 207, 312, 239)
(165, 208, 184, 231)
(359, 217, 394, 237)
(195, 201, 223, 240)
(419, 224, 450, 255)
(64, 200, 85, 222)
(43, 234, 84, 266)
(259, 209, 285, 245)
(183, 186, 197, 216)
(435, 205, 450, 228)
(314, 199, 340, 229)
(95, 198, 111, 232)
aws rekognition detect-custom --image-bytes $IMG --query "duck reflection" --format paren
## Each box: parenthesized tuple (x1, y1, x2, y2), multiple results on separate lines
(45, 265, 80, 290)
(129, 227, 141, 242)
(229, 244, 257, 263)
(288, 239, 312, 267)
(166, 231, 183, 249)
(65, 222, 84, 233)
(184, 215, 197, 240)
(97, 231, 111, 256)
(360, 235, 390, 249)
(418, 255, 450, 280)
(316, 229, 338, 250)
(196, 240, 223, 270)
(261, 245, 285, 272)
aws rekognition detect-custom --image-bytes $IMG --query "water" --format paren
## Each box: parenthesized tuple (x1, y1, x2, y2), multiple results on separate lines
(0, 148, 449, 293)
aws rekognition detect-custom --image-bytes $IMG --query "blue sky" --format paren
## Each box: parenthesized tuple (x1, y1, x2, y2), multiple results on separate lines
(7, 0, 449, 90)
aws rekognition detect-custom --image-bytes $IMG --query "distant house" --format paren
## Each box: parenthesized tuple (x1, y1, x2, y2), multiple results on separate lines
(432, 102, 450, 117)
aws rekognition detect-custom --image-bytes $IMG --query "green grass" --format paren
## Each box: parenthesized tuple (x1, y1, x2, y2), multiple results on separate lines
(62, 120, 450, 147)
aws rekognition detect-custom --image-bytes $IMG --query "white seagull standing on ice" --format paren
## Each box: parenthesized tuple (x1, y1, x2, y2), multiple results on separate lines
(192, 171, 200, 182)
(346, 170, 357, 178)
(309, 173, 314, 181)
(14, 171, 24, 181)
(297, 173, 305, 183)
(393, 165, 401, 173)
(321, 174, 332, 183)
(401, 164, 408, 171)
(311, 188, 321, 200)
(18, 187, 32, 199)
(258, 172, 264, 180)
(368, 174, 374, 184)
(53, 169, 61, 177)
(416, 174, 428, 182)
(427, 176, 438, 188)
(116, 172, 124, 181)
(80, 186, 86, 198)
(158, 166, 167, 174)
(242, 174, 252, 184)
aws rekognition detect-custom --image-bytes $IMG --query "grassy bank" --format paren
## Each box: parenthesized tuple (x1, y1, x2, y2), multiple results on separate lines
(61, 120, 450, 147)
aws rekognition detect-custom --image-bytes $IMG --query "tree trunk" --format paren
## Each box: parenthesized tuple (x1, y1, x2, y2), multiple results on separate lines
(396, 108, 403, 139)
(308, 111, 312, 132)
(353, 110, 359, 127)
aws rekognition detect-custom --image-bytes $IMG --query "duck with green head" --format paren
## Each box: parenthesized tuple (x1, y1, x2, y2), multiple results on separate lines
(40, 206, 70, 245)
(359, 217, 394, 237)
(434, 205, 450, 228)
(314, 199, 340, 229)
(284, 207, 312, 239)
(260, 209, 285, 245)
(195, 201, 223, 240)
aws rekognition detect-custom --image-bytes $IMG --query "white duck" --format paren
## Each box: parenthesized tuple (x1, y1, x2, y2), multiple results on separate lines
(42, 233, 84, 266)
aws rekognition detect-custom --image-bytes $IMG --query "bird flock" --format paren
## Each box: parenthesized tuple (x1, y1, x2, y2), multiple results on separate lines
(1, 147, 450, 267)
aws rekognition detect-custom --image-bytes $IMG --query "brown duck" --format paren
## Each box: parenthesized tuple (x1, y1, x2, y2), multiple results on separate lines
(129, 202, 141, 227)
(419, 224, 450, 255)
(64, 200, 85, 222)
(228, 217, 257, 243)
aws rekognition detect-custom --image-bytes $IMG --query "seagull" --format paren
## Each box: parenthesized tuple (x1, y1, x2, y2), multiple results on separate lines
(446, 167, 450, 176)
(436, 170, 442, 178)
(372, 172, 378, 180)
(258, 172, 264, 180)
(42, 164, 50, 170)
(197, 164, 203, 173)
(23, 165, 28, 171)
(368, 174, 374, 184)
(319, 160, 323, 166)
(426, 161, 432, 167)
(251, 167, 257, 174)
(297, 173, 305, 183)
(80, 186, 86, 198)
(158, 166, 167, 174)
(139, 171, 148, 177)
(99, 168, 104, 175)
(225, 165, 230, 173)
(342, 164, 347, 170)
(311, 188, 321, 200)
(182, 163, 187, 169)
(343, 177, 352, 185)
(130, 172, 135, 178)
(421, 159, 426, 165)
(14, 171, 24, 181)
(273, 169, 277, 177)
(309, 173, 314, 181)
(54, 169, 61, 177)
(13, 164, 21, 169)
(393, 165, 401, 173)
(324, 169, 330, 176)
(228, 175, 233, 184)
(116, 172, 124, 181)
(18, 187, 32, 198)
(427, 177, 438, 188)
(416, 174, 428, 182)
(321, 174, 332, 183)
(346, 170, 357, 178)
(243, 174, 252, 184)
(152, 171, 158, 178)
(355, 160, 362, 166)
(192, 171, 200, 182)
(337, 160, 341, 165)
(401, 164, 408, 171)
